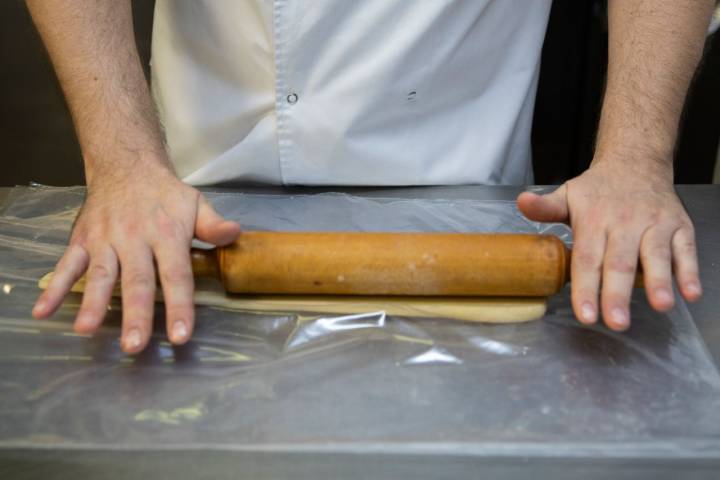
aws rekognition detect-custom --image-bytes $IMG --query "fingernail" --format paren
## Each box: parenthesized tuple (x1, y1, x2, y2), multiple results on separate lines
(611, 307, 629, 328)
(655, 288, 673, 305)
(33, 300, 45, 315)
(172, 321, 188, 342)
(125, 328, 142, 350)
(581, 302, 596, 323)
(686, 282, 702, 297)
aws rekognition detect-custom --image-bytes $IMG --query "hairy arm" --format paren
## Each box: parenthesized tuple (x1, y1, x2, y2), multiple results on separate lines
(519, 0, 714, 330)
(595, 0, 713, 167)
(28, 0, 240, 353)
(26, 0, 168, 182)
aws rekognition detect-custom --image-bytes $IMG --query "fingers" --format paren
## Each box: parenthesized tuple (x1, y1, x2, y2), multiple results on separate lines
(195, 195, 241, 246)
(516, 185, 569, 224)
(570, 225, 605, 326)
(545, 167, 700, 331)
(74, 247, 119, 334)
(600, 231, 642, 331)
(34, 177, 215, 354)
(639, 226, 675, 312)
(118, 244, 157, 354)
(154, 242, 195, 345)
(33, 244, 89, 318)
(672, 226, 702, 302)
(575, 222, 700, 330)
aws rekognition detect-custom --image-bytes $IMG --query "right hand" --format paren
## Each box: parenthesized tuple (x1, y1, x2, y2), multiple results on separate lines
(32, 164, 241, 354)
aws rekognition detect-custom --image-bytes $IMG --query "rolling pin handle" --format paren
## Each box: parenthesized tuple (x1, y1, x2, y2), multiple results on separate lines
(563, 245, 572, 288)
(191, 248, 220, 279)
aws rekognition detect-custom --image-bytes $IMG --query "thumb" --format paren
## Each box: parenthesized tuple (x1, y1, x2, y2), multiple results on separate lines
(195, 195, 241, 246)
(516, 185, 569, 224)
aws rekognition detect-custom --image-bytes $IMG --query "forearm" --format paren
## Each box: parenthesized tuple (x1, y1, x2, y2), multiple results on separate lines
(26, 0, 170, 185)
(594, 0, 714, 171)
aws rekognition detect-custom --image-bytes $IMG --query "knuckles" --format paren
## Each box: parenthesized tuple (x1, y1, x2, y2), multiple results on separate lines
(642, 244, 671, 262)
(605, 256, 637, 275)
(74, 189, 196, 246)
(153, 208, 188, 240)
(122, 272, 156, 291)
(677, 221, 696, 236)
(86, 263, 114, 282)
(159, 265, 193, 286)
(573, 250, 603, 271)
(118, 220, 142, 239)
(674, 237, 697, 254)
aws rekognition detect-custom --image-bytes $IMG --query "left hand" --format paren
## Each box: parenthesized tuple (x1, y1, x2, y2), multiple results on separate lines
(517, 159, 702, 331)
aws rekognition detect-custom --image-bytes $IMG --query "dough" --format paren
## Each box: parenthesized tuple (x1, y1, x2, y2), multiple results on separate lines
(38, 272, 546, 323)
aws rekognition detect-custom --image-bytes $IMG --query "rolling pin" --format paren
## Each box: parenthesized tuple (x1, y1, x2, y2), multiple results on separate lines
(190, 232, 575, 297)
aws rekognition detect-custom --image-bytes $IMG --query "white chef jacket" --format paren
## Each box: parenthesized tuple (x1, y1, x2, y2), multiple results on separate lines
(151, 0, 552, 186)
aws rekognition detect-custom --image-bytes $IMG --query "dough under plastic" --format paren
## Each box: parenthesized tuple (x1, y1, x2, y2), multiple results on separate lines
(38, 272, 547, 324)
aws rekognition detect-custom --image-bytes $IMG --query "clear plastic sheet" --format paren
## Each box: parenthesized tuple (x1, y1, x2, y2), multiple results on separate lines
(1, 185, 720, 458)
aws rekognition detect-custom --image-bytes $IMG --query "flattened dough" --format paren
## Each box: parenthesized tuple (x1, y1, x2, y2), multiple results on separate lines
(38, 272, 546, 324)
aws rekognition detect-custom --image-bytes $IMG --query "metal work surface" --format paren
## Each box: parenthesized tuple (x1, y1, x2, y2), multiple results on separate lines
(347, 184, 720, 362)
(0, 185, 719, 479)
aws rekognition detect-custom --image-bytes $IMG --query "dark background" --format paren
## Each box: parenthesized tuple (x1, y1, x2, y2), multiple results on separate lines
(2, 0, 719, 187)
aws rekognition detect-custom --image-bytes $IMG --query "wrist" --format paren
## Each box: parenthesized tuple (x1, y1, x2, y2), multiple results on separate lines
(594, 133, 675, 168)
(85, 146, 175, 190)
(594, 83, 681, 171)
(590, 149, 674, 185)
(74, 83, 168, 187)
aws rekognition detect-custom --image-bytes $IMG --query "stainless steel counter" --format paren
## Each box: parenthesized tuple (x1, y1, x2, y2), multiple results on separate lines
(1, 185, 718, 479)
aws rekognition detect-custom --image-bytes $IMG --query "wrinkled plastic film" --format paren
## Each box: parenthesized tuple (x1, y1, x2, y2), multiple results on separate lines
(1, 185, 719, 457)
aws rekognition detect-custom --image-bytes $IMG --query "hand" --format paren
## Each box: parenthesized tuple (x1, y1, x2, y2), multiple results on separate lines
(32, 164, 241, 353)
(517, 160, 701, 331)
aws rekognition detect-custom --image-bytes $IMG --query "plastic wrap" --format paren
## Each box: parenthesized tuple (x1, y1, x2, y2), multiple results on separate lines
(1, 185, 720, 458)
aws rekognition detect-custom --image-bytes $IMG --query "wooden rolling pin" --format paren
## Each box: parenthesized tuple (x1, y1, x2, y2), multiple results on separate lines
(190, 232, 573, 297)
